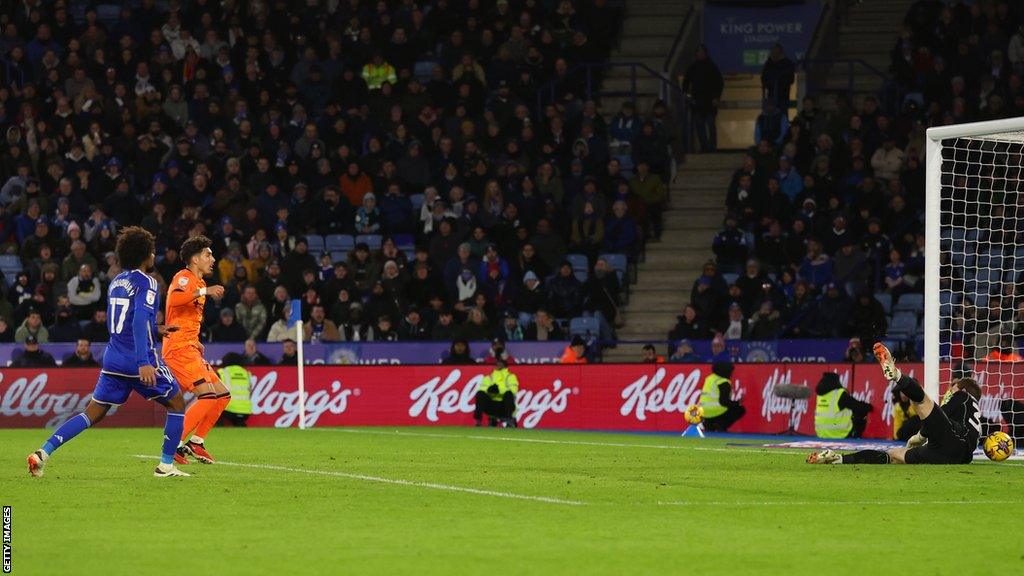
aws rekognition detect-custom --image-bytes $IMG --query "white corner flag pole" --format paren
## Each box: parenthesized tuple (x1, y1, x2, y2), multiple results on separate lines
(296, 319, 306, 430)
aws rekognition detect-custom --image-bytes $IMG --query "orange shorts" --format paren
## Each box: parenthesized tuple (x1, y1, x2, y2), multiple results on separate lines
(163, 345, 221, 392)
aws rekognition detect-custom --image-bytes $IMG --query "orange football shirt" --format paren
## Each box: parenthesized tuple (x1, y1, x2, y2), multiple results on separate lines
(164, 268, 207, 352)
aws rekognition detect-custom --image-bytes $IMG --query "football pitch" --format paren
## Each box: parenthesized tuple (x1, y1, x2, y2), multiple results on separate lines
(2, 426, 1022, 576)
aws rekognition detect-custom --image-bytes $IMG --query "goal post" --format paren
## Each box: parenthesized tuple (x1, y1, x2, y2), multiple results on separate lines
(926, 117, 1024, 414)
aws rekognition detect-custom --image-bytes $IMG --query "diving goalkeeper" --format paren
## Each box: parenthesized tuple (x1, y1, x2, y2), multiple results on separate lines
(807, 343, 981, 465)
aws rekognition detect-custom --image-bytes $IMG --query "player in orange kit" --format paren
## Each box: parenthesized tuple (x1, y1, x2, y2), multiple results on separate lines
(163, 235, 229, 464)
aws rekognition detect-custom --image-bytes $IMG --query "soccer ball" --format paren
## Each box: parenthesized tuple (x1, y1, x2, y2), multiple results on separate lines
(982, 431, 1015, 462)
(684, 404, 704, 425)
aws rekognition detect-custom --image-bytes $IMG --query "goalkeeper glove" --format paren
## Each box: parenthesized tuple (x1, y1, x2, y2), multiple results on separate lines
(905, 432, 927, 449)
(872, 342, 902, 382)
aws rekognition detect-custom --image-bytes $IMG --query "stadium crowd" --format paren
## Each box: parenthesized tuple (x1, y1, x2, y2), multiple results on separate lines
(670, 1, 1024, 352)
(0, 0, 679, 351)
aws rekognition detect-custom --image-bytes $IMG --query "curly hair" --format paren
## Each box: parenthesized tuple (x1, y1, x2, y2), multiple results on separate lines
(180, 235, 213, 266)
(115, 226, 155, 271)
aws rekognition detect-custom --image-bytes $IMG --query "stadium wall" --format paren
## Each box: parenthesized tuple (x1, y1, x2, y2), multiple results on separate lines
(1, 363, 979, 439)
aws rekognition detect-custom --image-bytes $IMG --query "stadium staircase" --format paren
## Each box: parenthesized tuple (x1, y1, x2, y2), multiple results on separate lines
(601, 0, 695, 115)
(604, 152, 742, 362)
(812, 0, 917, 112)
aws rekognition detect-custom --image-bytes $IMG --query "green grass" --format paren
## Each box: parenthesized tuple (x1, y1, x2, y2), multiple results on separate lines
(2, 426, 1022, 575)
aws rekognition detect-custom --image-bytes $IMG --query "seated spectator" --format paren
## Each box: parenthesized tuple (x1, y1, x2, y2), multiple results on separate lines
(569, 201, 604, 264)
(12, 334, 56, 367)
(798, 239, 833, 291)
(458, 308, 491, 341)
(0, 318, 15, 343)
(266, 305, 293, 343)
(82, 309, 109, 343)
(303, 305, 342, 343)
(707, 335, 730, 363)
(513, 272, 546, 325)
(443, 339, 476, 365)
(368, 314, 398, 341)
(240, 339, 272, 366)
(808, 283, 852, 338)
(48, 298, 83, 343)
(669, 340, 702, 363)
(67, 264, 101, 320)
(525, 309, 565, 341)
(641, 344, 664, 363)
(398, 307, 429, 340)
(883, 248, 908, 297)
(719, 302, 750, 341)
(62, 339, 98, 367)
(235, 285, 268, 340)
(560, 335, 588, 364)
(279, 339, 299, 365)
(712, 214, 748, 273)
(546, 261, 584, 319)
(629, 161, 667, 241)
(15, 308, 49, 343)
(669, 304, 711, 341)
(212, 308, 247, 343)
(748, 301, 782, 340)
(844, 337, 867, 363)
(355, 193, 381, 234)
(603, 200, 639, 258)
(431, 309, 459, 341)
(495, 312, 525, 342)
(846, 292, 888, 342)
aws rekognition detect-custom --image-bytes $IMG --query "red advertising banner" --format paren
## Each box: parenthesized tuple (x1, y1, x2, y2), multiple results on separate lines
(0, 363, 1013, 438)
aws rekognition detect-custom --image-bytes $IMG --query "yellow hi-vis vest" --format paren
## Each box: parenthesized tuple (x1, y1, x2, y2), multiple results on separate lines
(479, 368, 520, 401)
(218, 365, 253, 415)
(699, 373, 730, 418)
(815, 388, 853, 438)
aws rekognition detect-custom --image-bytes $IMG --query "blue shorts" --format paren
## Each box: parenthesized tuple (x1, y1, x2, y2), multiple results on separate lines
(92, 367, 180, 406)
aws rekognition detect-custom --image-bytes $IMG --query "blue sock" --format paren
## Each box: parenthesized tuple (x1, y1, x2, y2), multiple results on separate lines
(161, 412, 185, 465)
(42, 413, 91, 455)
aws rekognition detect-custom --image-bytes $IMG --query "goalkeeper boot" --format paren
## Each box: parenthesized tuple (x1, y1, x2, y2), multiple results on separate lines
(872, 342, 902, 382)
(184, 440, 215, 464)
(154, 463, 191, 478)
(806, 449, 842, 464)
(174, 447, 190, 465)
(27, 449, 48, 477)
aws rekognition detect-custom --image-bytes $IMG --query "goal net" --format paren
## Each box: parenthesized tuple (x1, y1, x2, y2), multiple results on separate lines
(927, 118, 1024, 443)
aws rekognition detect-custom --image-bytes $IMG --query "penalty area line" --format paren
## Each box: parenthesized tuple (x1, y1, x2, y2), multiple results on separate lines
(320, 428, 811, 455)
(132, 455, 585, 506)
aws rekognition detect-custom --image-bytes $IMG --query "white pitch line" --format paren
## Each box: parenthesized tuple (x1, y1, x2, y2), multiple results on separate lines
(657, 500, 1022, 507)
(320, 428, 812, 455)
(132, 455, 584, 506)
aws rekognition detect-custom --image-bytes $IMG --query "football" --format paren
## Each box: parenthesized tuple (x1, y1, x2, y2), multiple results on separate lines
(983, 431, 1015, 462)
(684, 404, 705, 425)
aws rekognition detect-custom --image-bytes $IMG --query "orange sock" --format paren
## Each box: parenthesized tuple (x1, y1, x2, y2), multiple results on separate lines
(181, 398, 217, 443)
(194, 395, 230, 440)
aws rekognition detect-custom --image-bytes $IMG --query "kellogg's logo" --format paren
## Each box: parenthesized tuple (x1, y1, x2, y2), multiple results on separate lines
(619, 368, 702, 421)
(407, 369, 572, 428)
(251, 370, 355, 427)
(760, 368, 810, 426)
(0, 373, 97, 427)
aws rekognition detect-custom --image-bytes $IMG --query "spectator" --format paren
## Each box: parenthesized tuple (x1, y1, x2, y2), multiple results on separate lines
(443, 339, 476, 365)
(560, 335, 588, 364)
(239, 339, 272, 366)
(708, 334, 730, 363)
(212, 308, 247, 343)
(641, 344, 664, 363)
(11, 334, 56, 367)
(681, 44, 725, 153)
(279, 339, 299, 365)
(483, 337, 516, 365)
(547, 261, 584, 320)
(82, 309, 109, 343)
(48, 298, 83, 343)
(669, 340, 702, 363)
(398, 307, 430, 340)
(669, 304, 711, 341)
(844, 337, 867, 363)
(62, 339, 98, 367)
(303, 305, 342, 343)
(495, 312, 525, 342)
(748, 301, 783, 340)
(235, 286, 269, 341)
(761, 43, 795, 111)
(15, 309, 49, 343)
(525, 309, 565, 341)
(719, 303, 751, 341)
(67, 264, 101, 320)
(846, 292, 888, 343)
(712, 214, 749, 273)
(368, 314, 398, 341)
(431, 309, 459, 341)
(629, 162, 667, 241)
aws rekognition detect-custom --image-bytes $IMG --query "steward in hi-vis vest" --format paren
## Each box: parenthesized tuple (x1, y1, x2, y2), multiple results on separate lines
(813, 372, 873, 439)
(474, 358, 519, 428)
(700, 361, 745, 432)
(217, 365, 253, 427)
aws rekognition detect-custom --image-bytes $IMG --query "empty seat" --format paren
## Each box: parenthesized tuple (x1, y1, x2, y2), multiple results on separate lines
(392, 233, 415, 249)
(722, 272, 739, 286)
(569, 316, 599, 337)
(893, 293, 924, 314)
(566, 253, 588, 281)
(356, 234, 383, 250)
(330, 251, 349, 264)
(410, 194, 425, 213)
(874, 293, 892, 314)
(305, 234, 325, 254)
(326, 234, 355, 252)
(888, 312, 918, 338)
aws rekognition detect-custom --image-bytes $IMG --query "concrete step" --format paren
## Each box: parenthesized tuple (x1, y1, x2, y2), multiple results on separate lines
(627, 292, 690, 309)
(622, 16, 688, 36)
(615, 36, 678, 56)
(625, 3, 692, 17)
(641, 247, 712, 266)
(606, 58, 666, 76)
(601, 76, 665, 95)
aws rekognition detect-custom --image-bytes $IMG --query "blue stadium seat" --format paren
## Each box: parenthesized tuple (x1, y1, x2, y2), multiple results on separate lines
(356, 234, 383, 250)
(566, 254, 588, 282)
(330, 251, 349, 264)
(392, 234, 415, 249)
(893, 293, 924, 314)
(874, 293, 892, 315)
(569, 316, 599, 337)
(722, 272, 739, 286)
(888, 312, 918, 338)
(305, 234, 325, 254)
(326, 234, 355, 252)
(410, 194, 425, 213)
(0, 255, 22, 271)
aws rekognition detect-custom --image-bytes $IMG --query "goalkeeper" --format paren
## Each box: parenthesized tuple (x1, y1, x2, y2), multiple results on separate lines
(807, 343, 981, 465)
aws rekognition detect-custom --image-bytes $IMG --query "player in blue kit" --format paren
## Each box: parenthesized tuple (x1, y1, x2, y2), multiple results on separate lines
(27, 226, 191, 478)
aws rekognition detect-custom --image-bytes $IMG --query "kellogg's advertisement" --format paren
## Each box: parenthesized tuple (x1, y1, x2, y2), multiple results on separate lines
(0, 363, 1014, 438)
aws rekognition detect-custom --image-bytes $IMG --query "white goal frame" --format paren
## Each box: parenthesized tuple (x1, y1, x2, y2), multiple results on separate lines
(925, 117, 1024, 400)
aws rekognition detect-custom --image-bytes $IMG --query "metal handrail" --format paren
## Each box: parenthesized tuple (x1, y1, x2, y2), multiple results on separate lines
(662, 5, 697, 76)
